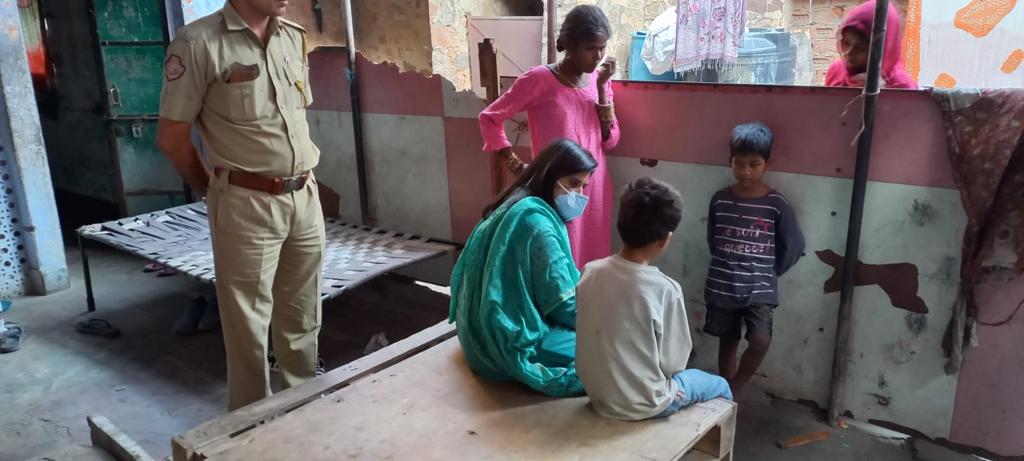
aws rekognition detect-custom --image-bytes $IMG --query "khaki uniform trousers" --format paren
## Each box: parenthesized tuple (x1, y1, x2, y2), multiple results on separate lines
(207, 171, 325, 410)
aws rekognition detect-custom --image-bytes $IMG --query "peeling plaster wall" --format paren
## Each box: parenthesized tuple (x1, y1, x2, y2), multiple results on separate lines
(429, 0, 519, 90)
(354, 0, 433, 73)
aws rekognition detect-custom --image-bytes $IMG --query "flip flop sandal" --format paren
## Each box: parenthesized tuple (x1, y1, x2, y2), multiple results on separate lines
(75, 318, 121, 338)
(143, 263, 164, 273)
(156, 267, 178, 277)
(1, 324, 24, 353)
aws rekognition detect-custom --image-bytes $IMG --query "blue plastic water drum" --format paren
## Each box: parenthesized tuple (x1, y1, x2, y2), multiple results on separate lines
(628, 32, 679, 81)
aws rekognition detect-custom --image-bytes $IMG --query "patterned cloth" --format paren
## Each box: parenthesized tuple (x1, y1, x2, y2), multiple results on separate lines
(674, 0, 747, 73)
(932, 88, 1024, 372)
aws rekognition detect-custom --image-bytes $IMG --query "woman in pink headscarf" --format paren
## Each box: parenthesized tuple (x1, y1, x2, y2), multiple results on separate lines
(825, 1, 918, 89)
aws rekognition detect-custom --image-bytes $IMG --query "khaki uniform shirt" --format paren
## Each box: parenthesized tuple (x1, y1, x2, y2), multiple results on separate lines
(159, 3, 318, 177)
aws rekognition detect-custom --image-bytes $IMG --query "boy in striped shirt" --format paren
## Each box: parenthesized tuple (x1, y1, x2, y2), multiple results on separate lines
(704, 122, 805, 395)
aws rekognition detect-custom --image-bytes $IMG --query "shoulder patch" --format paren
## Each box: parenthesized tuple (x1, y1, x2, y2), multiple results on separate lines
(165, 55, 186, 81)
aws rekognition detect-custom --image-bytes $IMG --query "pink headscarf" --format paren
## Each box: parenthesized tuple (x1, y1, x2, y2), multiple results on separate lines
(825, 1, 918, 89)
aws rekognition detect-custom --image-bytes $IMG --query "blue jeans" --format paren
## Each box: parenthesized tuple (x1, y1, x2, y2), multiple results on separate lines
(655, 369, 733, 418)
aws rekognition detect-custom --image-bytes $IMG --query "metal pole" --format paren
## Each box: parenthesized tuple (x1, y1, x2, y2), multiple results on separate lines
(828, 0, 889, 425)
(342, 0, 370, 224)
(546, 0, 557, 63)
(78, 233, 96, 312)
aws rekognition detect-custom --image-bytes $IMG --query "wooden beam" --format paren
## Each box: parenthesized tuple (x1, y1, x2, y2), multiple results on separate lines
(478, 38, 504, 195)
(172, 321, 457, 461)
(87, 415, 155, 461)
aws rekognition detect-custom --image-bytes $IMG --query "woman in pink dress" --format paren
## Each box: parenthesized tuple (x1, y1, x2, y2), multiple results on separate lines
(479, 5, 620, 268)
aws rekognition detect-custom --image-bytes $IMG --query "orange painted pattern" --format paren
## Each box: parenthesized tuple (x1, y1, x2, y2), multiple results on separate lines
(1002, 49, 1024, 74)
(934, 73, 958, 89)
(902, 0, 922, 82)
(954, 0, 1017, 38)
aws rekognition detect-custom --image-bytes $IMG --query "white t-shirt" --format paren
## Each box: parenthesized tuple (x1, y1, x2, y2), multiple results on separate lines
(576, 254, 693, 420)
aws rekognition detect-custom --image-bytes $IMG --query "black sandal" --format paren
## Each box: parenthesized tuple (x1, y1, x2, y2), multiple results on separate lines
(75, 318, 121, 338)
(1, 323, 23, 353)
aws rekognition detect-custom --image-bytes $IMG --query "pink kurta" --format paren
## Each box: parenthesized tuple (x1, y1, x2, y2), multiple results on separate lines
(479, 65, 621, 268)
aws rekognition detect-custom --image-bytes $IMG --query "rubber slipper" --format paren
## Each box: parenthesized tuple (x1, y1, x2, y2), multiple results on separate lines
(143, 263, 164, 273)
(156, 267, 178, 277)
(75, 318, 120, 338)
(1, 324, 23, 353)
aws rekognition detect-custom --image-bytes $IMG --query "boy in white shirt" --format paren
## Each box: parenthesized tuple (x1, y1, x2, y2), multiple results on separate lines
(576, 178, 732, 420)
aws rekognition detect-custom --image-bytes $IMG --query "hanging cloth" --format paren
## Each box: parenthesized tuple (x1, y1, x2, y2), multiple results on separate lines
(932, 88, 1024, 373)
(673, 0, 747, 73)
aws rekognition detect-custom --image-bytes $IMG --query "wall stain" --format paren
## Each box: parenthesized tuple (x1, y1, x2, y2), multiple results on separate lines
(909, 199, 937, 226)
(889, 338, 917, 364)
(926, 255, 958, 284)
(816, 249, 930, 313)
(905, 313, 927, 338)
(869, 393, 893, 407)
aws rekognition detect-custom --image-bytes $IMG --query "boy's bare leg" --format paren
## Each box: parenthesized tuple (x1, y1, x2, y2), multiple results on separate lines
(731, 334, 772, 394)
(717, 338, 741, 382)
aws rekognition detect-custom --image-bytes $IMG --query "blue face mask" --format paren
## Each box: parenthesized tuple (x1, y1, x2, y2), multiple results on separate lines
(555, 181, 589, 222)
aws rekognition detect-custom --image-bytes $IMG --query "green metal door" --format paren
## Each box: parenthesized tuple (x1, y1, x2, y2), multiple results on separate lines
(93, 0, 165, 41)
(91, 0, 186, 215)
(101, 46, 165, 116)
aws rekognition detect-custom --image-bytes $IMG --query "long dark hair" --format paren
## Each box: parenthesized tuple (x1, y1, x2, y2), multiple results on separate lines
(483, 139, 597, 217)
(556, 5, 612, 53)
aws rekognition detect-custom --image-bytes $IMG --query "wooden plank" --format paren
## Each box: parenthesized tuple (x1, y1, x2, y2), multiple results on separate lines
(172, 321, 457, 461)
(87, 415, 155, 461)
(777, 430, 830, 449)
(195, 338, 737, 460)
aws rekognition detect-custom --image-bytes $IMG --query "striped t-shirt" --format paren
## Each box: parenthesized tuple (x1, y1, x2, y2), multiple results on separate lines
(704, 188, 805, 308)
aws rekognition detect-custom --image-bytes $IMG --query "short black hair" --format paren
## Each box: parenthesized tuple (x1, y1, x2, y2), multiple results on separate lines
(556, 5, 612, 52)
(730, 122, 773, 160)
(617, 177, 683, 248)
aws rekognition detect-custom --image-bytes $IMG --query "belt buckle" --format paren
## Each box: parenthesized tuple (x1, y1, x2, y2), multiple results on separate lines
(281, 175, 303, 194)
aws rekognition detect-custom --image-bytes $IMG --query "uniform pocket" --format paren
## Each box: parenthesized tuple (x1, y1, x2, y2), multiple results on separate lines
(223, 80, 259, 121)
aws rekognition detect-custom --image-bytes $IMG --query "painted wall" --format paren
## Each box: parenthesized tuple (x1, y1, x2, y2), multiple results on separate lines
(949, 275, 1024, 457)
(1, 0, 68, 295)
(307, 49, 1024, 455)
(307, 49, 456, 285)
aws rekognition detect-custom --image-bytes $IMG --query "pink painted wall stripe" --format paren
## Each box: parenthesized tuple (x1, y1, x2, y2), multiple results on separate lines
(611, 82, 956, 190)
(308, 49, 444, 117)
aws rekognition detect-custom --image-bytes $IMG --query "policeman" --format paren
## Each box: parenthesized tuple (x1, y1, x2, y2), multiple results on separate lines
(157, 0, 324, 411)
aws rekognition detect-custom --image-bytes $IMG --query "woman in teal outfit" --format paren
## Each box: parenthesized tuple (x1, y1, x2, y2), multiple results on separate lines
(450, 139, 596, 397)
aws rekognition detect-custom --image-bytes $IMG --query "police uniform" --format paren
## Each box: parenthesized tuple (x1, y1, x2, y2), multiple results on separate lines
(159, 3, 324, 411)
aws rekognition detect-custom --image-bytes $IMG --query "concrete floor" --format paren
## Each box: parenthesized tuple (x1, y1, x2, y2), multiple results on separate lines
(1, 246, 984, 460)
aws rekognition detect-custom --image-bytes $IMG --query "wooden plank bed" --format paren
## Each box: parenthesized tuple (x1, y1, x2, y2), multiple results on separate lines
(173, 322, 737, 461)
